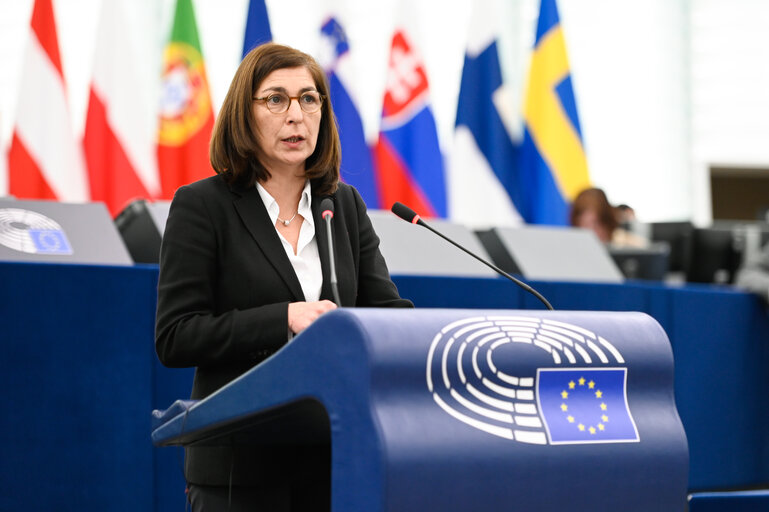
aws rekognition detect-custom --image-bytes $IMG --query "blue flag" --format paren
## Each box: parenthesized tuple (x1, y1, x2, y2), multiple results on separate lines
(320, 17, 380, 208)
(242, 0, 271, 57)
(451, 0, 523, 225)
(537, 368, 639, 444)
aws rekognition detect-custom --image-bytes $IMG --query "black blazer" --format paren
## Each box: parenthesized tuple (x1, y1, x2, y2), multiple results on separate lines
(155, 174, 412, 486)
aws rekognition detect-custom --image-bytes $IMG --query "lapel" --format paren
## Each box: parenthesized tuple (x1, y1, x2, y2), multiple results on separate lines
(311, 186, 334, 302)
(231, 183, 305, 301)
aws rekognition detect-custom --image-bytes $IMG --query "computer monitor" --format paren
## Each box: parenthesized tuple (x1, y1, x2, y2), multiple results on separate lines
(609, 244, 670, 281)
(712, 220, 769, 257)
(650, 221, 694, 272)
(685, 227, 741, 284)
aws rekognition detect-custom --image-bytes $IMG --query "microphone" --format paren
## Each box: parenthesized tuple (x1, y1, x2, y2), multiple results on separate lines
(320, 198, 342, 306)
(390, 202, 554, 310)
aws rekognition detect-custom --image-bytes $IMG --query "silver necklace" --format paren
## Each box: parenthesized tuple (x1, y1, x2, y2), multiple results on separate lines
(277, 212, 298, 226)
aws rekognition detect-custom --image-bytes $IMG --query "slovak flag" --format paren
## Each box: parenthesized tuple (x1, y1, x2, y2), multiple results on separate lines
(7, 0, 89, 202)
(320, 17, 380, 209)
(83, 0, 161, 216)
(373, 29, 447, 217)
(450, 0, 523, 227)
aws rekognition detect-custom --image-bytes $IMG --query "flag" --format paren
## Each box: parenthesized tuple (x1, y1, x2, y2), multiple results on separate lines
(7, 0, 88, 202)
(373, 29, 447, 217)
(84, 0, 160, 216)
(520, 0, 590, 224)
(157, 0, 215, 199)
(537, 368, 639, 444)
(242, 0, 272, 57)
(450, 0, 523, 227)
(320, 17, 380, 209)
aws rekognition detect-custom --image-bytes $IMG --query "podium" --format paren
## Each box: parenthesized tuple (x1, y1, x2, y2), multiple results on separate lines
(152, 309, 688, 511)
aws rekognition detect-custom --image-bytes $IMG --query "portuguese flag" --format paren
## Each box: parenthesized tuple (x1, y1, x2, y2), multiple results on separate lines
(156, 0, 214, 198)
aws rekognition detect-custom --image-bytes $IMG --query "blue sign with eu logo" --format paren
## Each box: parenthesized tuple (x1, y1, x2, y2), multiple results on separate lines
(28, 229, 73, 255)
(537, 368, 639, 444)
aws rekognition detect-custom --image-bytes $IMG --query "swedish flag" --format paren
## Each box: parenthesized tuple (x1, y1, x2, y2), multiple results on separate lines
(537, 368, 639, 444)
(519, 0, 590, 224)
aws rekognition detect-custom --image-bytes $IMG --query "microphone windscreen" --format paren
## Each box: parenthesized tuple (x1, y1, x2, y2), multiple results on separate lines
(391, 202, 418, 223)
(320, 197, 334, 219)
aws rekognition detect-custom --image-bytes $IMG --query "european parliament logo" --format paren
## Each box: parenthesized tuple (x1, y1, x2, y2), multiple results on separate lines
(426, 316, 639, 445)
(0, 208, 73, 255)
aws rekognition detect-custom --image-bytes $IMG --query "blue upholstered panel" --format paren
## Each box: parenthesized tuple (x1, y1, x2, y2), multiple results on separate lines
(1, 262, 767, 511)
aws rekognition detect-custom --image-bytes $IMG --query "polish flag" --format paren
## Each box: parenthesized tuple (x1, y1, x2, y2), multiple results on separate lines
(84, 0, 160, 216)
(8, 0, 88, 202)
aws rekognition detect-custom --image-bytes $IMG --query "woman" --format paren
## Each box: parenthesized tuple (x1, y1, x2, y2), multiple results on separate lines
(155, 43, 412, 511)
(570, 188, 617, 244)
(570, 187, 647, 248)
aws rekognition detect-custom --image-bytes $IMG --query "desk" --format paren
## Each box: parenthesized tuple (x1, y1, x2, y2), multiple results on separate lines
(0, 263, 766, 511)
(0, 262, 191, 512)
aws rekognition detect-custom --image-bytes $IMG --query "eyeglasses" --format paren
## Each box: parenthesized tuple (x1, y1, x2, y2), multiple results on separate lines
(253, 91, 324, 114)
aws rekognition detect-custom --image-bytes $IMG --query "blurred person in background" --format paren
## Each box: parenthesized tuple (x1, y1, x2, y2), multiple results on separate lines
(735, 242, 769, 302)
(570, 188, 647, 248)
(615, 203, 636, 229)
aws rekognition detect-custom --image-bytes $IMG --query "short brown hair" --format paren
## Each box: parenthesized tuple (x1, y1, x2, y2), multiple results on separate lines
(210, 43, 340, 195)
(569, 187, 618, 234)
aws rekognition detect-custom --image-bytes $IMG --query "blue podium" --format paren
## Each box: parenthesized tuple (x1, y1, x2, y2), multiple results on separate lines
(152, 308, 688, 511)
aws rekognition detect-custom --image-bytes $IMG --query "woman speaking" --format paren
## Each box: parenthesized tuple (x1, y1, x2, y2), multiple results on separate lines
(155, 43, 412, 511)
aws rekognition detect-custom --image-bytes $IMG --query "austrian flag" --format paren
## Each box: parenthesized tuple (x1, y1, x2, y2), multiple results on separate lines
(8, 0, 88, 202)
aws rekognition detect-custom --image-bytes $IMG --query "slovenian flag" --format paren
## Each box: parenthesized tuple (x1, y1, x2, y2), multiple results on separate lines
(373, 29, 447, 217)
(450, 0, 523, 227)
(320, 17, 380, 209)
(520, 0, 590, 224)
(242, 0, 272, 56)
(8, 0, 89, 202)
(156, 0, 215, 199)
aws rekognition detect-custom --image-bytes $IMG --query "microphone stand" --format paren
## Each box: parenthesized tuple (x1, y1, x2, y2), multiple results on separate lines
(391, 202, 554, 311)
(321, 198, 342, 306)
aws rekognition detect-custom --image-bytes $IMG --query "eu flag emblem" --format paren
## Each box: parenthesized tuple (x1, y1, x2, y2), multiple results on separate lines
(28, 229, 73, 255)
(537, 368, 639, 444)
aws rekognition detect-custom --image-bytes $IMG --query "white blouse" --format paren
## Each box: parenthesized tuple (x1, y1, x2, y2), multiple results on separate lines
(256, 181, 322, 303)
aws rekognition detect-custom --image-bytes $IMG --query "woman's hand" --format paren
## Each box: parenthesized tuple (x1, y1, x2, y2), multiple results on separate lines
(288, 300, 337, 334)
